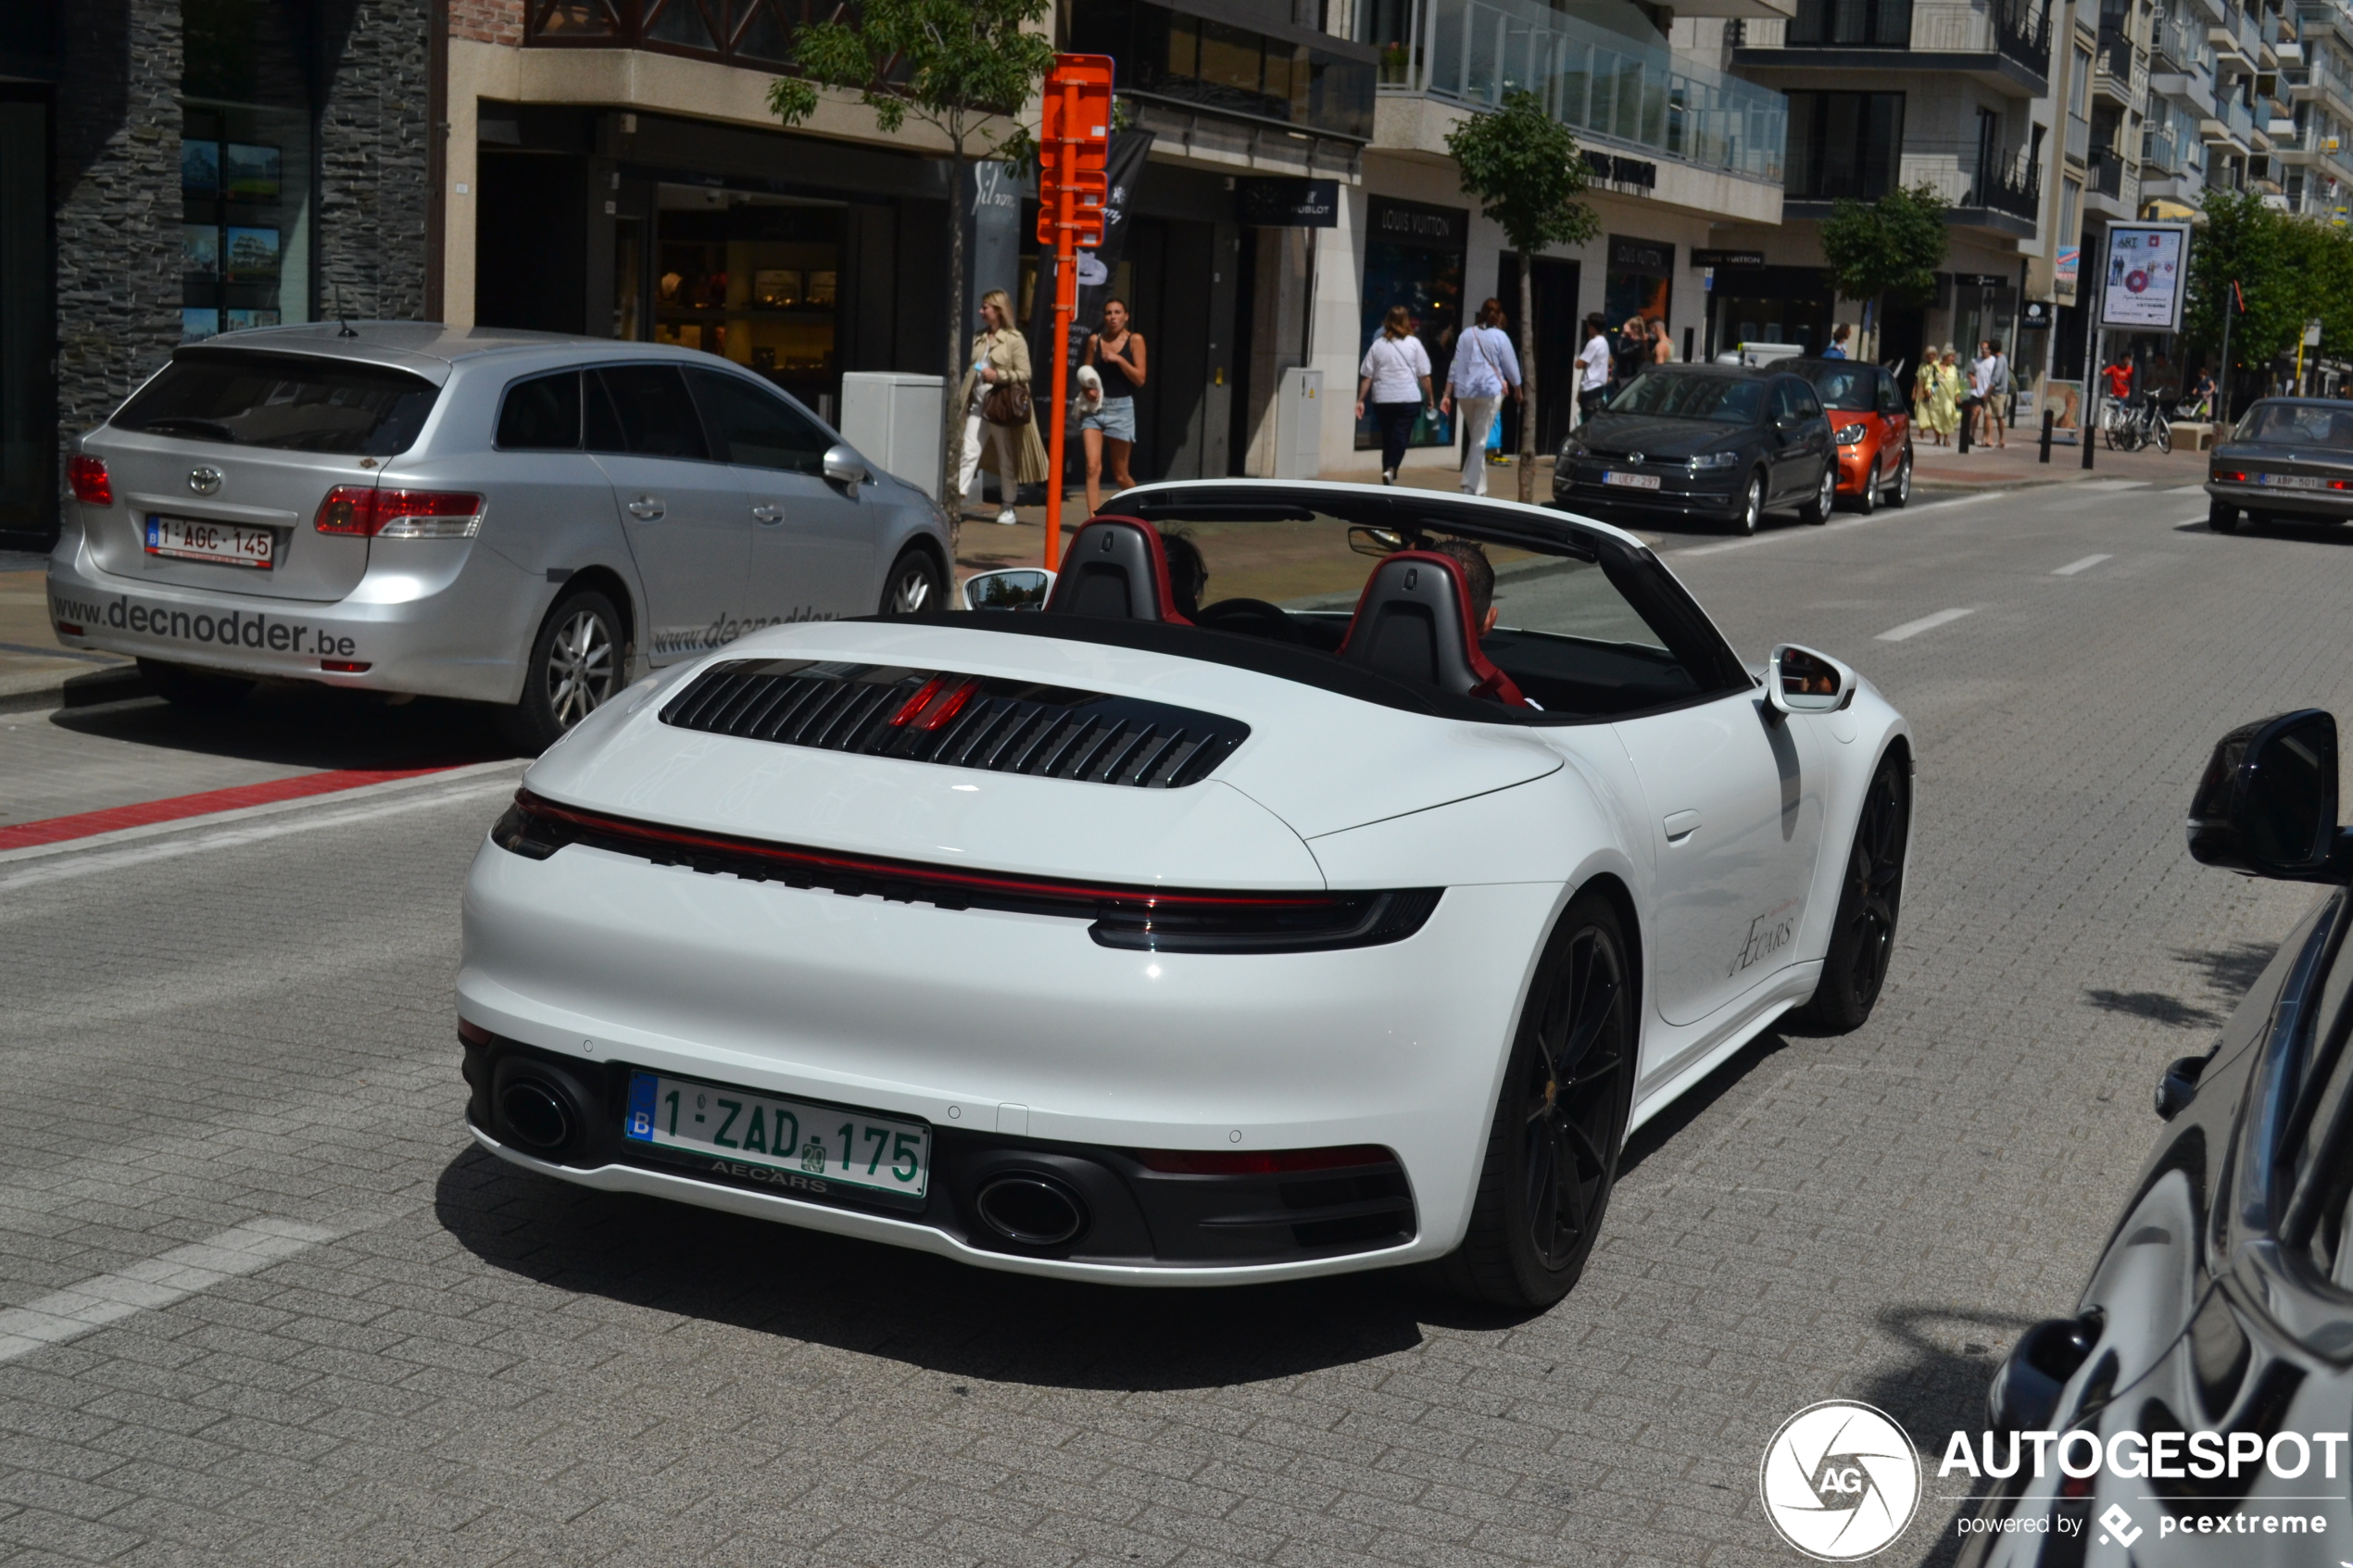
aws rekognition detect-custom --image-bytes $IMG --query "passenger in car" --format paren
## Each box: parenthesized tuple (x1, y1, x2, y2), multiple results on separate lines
(1162, 529, 1208, 621)
(1428, 538, 1500, 638)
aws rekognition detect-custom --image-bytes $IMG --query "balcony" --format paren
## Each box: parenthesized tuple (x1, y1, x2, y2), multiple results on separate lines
(1733, 0, 2054, 96)
(2084, 147, 2140, 212)
(2094, 26, 2147, 104)
(1396, 0, 1789, 184)
(1869, 136, 2042, 232)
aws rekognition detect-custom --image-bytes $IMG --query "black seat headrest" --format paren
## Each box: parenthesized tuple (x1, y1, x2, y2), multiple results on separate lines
(1339, 550, 1528, 707)
(1043, 516, 1193, 623)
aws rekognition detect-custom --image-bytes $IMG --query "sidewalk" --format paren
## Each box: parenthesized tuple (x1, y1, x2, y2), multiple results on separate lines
(0, 558, 136, 714)
(1908, 431, 2209, 493)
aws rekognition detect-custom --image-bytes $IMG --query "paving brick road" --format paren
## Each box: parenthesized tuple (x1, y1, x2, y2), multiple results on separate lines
(2, 480, 2349, 1568)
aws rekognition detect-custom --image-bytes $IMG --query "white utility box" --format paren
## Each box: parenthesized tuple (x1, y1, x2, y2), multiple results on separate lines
(840, 372, 947, 497)
(1274, 366, 1324, 480)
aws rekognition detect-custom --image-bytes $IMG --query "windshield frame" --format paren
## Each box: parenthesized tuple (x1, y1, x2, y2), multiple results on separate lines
(1599, 370, 1768, 424)
(2231, 400, 2353, 451)
(887, 483, 1755, 727)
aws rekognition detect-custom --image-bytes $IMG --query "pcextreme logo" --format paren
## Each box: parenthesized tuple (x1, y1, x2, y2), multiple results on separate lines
(1760, 1401, 1922, 1561)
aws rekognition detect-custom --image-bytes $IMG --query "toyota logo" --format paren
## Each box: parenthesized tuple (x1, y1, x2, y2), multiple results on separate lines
(188, 466, 222, 495)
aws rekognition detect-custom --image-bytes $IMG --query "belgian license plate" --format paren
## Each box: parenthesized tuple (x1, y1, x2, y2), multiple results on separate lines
(146, 514, 276, 569)
(1603, 470, 1661, 490)
(623, 1071, 930, 1198)
(2259, 473, 2324, 489)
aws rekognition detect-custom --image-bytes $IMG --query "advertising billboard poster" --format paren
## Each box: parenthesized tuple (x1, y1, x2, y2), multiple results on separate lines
(2099, 223, 2191, 331)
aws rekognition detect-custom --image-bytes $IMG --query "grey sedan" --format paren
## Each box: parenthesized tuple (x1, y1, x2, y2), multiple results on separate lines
(1552, 365, 1837, 535)
(2207, 397, 2353, 534)
(48, 323, 952, 747)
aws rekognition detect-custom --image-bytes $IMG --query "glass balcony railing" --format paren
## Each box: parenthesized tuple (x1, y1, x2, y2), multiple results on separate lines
(1397, 0, 1787, 182)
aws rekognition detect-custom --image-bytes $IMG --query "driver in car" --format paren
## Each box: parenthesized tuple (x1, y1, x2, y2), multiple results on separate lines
(1431, 538, 1500, 638)
(1163, 529, 1208, 621)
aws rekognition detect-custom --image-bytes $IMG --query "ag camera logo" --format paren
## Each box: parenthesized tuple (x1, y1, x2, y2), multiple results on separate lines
(1760, 1401, 1921, 1561)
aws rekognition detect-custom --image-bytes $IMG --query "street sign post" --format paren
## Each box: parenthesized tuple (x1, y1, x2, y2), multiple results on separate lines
(1036, 54, 1114, 571)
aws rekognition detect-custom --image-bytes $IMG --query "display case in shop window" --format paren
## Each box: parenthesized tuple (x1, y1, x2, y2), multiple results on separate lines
(182, 103, 310, 340)
(651, 204, 840, 408)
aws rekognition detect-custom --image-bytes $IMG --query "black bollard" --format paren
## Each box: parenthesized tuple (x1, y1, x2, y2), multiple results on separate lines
(2040, 408, 2053, 464)
(1958, 399, 1972, 456)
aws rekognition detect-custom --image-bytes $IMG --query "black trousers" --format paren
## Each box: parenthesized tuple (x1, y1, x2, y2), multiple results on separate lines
(1373, 401, 1419, 474)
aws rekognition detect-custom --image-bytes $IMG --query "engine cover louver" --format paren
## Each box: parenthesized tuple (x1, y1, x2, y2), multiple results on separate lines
(659, 659, 1251, 788)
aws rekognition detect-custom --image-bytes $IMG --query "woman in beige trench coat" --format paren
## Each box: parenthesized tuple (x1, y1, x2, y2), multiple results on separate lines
(955, 290, 1050, 525)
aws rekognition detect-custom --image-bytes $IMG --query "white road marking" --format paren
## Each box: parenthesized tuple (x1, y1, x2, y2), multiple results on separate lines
(0, 758, 527, 867)
(2052, 554, 2114, 575)
(0, 1220, 337, 1362)
(0, 776, 517, 892)
(1876, 608, 1979, 642)
(1671, 491, 2009, 558)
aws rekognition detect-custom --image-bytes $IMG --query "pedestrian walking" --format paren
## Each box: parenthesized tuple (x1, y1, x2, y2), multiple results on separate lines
(1577, 315, 1612, 424)
(1983, 339, 2009, 448)
(1081, 299, 1147, 515)
(1355, 305, 1434, 485)
(955, 289, 1048, 526)
(1440, 297, 1522, 496)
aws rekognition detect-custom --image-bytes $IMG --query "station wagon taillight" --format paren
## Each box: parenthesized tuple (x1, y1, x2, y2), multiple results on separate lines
(68, 455, 111, 506)
(314, 485, 484, 538)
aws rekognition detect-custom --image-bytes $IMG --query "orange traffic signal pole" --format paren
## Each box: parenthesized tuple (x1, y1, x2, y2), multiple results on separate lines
(1037, 55, 1112, 573)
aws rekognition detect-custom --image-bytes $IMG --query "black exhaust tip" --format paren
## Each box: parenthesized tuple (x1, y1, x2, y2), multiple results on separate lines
(975, 1173, 1088, 1247)
(497, 1076, 575, 1154)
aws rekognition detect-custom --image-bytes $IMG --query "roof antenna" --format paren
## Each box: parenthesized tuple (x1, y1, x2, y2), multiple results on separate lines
(335, 285, 357, 338)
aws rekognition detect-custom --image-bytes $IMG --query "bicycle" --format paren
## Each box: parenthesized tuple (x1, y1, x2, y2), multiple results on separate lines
(2100, 396, 2173, 454)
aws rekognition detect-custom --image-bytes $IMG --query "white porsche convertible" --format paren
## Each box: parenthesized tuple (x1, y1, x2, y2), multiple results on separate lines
(458, 482, 1911, 1308)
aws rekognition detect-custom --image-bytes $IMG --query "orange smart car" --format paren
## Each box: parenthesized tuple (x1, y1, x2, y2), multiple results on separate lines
(1790, 358, 1913, 513)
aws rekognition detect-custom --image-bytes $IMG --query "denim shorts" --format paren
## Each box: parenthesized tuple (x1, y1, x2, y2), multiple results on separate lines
(1080, 396, 1137, 442)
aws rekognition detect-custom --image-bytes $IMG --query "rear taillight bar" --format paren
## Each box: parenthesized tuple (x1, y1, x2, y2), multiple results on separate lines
(316, 485, 484, 538)
(488, 790, 1441, 954)
(69, 455, 111, 506)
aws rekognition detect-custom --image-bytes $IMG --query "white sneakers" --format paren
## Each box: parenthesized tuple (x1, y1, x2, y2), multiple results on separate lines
(995, 508, 1017, 525)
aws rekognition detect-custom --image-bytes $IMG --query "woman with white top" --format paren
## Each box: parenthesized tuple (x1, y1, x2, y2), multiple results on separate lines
(1439, 297, 1521, 495)
(953, 291, 1047, 525)
(1354, 305, 1434, 485)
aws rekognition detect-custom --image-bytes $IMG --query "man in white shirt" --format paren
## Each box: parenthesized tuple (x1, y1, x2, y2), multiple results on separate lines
(1982, 339, 2009, 447)
(1577, 316, 1613, 424)
(1441, 298, 1523, 495)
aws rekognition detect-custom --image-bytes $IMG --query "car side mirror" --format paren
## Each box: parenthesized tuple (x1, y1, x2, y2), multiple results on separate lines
(1765, 644, 1854, 718)
(2187, 709, 2349, 881)
(961, 567, 1054, 611)
(822, 444, 868, 488)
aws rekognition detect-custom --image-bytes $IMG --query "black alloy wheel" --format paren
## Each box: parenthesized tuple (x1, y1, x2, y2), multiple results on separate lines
(1799, 461, 1836, 525)
(880, 546, 945, 616)
(1795, 752, 1910, 1033)
(1734, 473, 1765, 535)
(1437, 891, 1634, 1309)
(1887, 446, 1913, 508)
(504, 587, 622, 753)
(2208, 500, 2240, 533)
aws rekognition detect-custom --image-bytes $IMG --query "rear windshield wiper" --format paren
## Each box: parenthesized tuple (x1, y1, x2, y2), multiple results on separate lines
(132, 417, 239, 442)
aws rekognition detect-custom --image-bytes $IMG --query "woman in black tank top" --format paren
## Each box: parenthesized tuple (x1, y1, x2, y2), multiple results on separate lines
(1082, 299, 1147, 514)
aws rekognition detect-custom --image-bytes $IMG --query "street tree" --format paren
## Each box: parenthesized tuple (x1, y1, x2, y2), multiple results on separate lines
(771, 0, 1056, 504)
(1447, 90, 1597, 503)
(2183, 190, 2353, 401)
(1818, 183, 1950, 362)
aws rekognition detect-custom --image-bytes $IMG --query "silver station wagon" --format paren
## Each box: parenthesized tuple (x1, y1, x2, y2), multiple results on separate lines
(49, 323, 954, 747)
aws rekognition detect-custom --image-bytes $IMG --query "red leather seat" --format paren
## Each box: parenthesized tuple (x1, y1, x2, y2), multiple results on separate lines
(1339, 550, 1528, 707)
(1043, 517, 1194, 624)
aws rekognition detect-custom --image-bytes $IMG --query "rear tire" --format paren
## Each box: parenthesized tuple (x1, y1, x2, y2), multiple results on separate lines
(502, 588, 623, 754)
(2208, 501, 2240, 534)
(1798, 461, 1835, 525)
(1793, 751, 1910, 1033)
(137, 658, 252, 709)
(879, 546, 946, 616)
(1433, 890, 1634, 1310)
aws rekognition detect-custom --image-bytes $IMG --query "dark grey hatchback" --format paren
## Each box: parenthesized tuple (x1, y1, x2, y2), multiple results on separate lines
(1960, 709, 2353, 1565)
(2208, 398, 2353, 533)
(1551, 365, 1836, 535)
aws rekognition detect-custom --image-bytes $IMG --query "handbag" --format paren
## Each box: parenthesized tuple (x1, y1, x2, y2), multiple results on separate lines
(981, 380, 1032, 426)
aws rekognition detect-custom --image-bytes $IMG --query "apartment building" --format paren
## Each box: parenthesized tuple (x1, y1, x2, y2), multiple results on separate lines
(1708, 0, 2059, 377)
(2280, 0, 2353, 223)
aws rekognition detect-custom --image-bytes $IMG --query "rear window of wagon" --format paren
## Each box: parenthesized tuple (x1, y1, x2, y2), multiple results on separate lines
(112, 349, 441, 455)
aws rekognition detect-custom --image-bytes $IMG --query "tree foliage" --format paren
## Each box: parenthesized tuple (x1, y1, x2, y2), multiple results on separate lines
(1447, 92, 1596, 501)
(1818, 183, 1950, 308)
(771, 0, 1055, 504)
(2183, 189, 2353, 376)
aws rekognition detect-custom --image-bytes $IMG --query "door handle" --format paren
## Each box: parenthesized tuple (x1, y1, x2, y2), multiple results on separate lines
(626, 496, 664, 521)
(749, 503, 786, 524)
(1663, 809, 1702, 843)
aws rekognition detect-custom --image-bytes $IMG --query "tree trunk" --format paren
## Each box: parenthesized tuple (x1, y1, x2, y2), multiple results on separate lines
(1517, 256, 1538, 505)
(939, 143, 969, 556)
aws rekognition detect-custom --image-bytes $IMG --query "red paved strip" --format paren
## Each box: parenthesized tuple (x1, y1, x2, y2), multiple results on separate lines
(0, 766, 459, 851)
